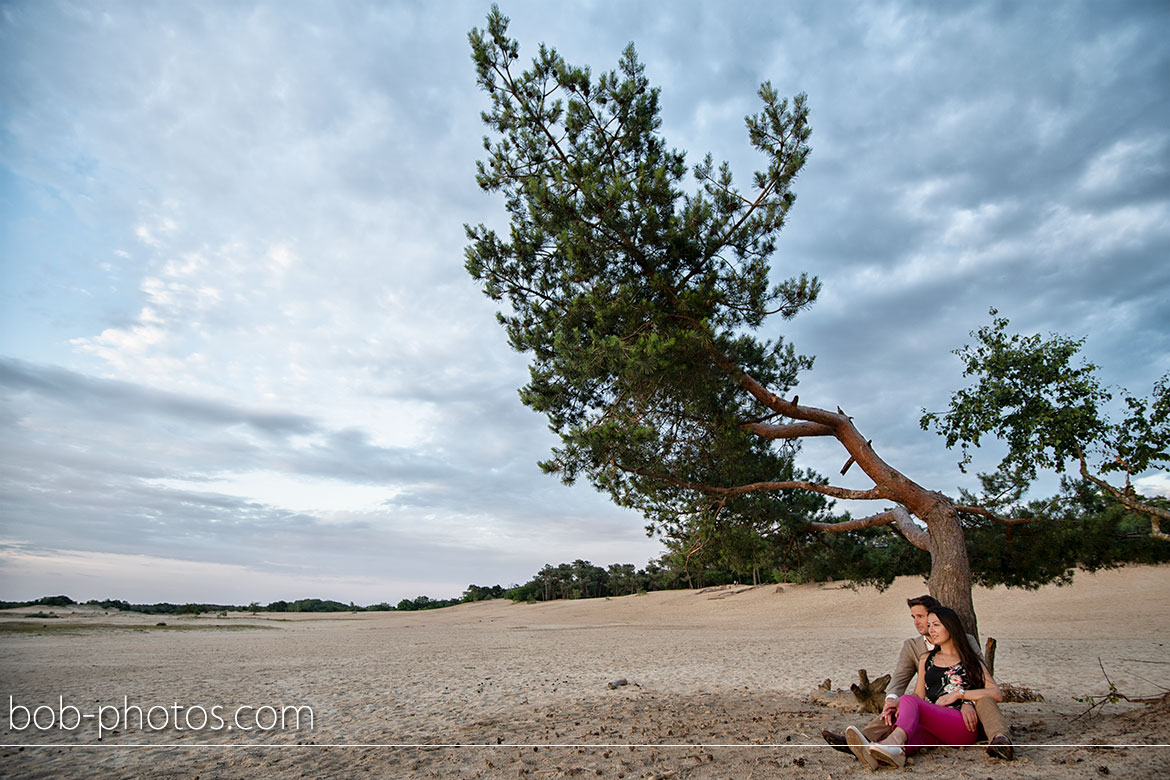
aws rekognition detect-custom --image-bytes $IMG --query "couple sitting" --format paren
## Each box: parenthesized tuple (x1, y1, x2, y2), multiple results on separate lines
(823, 594, 1013, 769)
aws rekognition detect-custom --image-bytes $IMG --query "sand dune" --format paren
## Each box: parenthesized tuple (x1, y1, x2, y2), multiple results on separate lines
(2, 565, 1168, 778)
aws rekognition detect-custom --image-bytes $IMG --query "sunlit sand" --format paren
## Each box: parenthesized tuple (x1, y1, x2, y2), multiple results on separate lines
(3, 565, 1168, 777)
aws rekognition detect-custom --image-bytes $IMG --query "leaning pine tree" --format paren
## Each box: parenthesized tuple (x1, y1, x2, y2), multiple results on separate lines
(464, 8, 984, 635)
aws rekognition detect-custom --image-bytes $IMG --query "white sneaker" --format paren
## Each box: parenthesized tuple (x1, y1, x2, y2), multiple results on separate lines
(870, 741, 906, 768)
(845, 726, 879, 771)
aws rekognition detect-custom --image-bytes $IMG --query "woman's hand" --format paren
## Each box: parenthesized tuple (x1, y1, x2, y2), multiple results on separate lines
(935, 690, 963, 707)
(961, 701, 978, 731)
(880, 698, 899, 726)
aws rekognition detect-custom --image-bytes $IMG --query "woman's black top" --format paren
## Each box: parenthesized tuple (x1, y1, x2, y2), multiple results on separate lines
(923, 652, 976, 708)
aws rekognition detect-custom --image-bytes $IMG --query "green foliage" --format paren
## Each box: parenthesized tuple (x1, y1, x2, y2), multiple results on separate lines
(1, 596, 78, 610)
(502, 558, 684, 601)
(650, 470, 835, 584)
(606, 563, 640, 595)
(466, 7, 820, 522)
(1114, 374, 1170, 479)
(650, 502, 931, 591)
(652, 481, 1169, 591)
(965, 479, 1170, 589)
(395, 595, 462, 611)
(1073, 682, 1124, 718)
(286, 598, 351, 613)
(792, 524, 930, 589)
(922, 309, 1169, 488)
(462, 584, 506, 602)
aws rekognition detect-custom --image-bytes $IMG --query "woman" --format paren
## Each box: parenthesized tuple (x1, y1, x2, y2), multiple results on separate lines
(847, 606, 1002, 769)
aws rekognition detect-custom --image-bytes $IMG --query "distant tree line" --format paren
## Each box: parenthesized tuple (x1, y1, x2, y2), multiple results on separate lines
(2, 596, 377, 614)
(5, 482, 1165, 614)
(499, 560, 679, 602)
(1, 593, 491, 614)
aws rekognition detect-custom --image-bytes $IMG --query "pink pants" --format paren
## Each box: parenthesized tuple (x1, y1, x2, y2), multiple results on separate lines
(894, 695, 979, 753)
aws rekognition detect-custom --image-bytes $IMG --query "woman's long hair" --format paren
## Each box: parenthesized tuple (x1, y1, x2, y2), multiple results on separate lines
(927, 606, 984, 690)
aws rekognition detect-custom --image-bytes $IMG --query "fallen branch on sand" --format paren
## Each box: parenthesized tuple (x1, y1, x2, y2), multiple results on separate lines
(1073, 658, 1170, 720)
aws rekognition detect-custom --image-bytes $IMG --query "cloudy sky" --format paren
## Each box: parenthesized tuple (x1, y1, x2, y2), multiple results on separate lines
(2, 1, 1167, 605)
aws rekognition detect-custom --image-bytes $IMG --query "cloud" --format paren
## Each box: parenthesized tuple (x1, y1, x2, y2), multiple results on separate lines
(0, 357, 317, 436)
(1135, 473, 1170, 500)
(1, 0, 1167, 602)
(0, 357, 657, 602)
(1078, 134, 1170, 197)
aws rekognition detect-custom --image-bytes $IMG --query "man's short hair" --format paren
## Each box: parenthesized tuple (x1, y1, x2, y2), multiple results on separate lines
(907, 594, 943, 611)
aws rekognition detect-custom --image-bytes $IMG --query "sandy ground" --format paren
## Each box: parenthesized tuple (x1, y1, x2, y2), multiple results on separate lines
(2, 566, 1168, 778)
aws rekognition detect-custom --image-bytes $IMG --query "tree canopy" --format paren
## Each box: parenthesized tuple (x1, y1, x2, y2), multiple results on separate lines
(922, 309, 1170, 541)
(465, 6, 820, 517)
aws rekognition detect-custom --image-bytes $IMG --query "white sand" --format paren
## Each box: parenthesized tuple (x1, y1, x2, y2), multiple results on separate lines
(2, 565, 1168, 778)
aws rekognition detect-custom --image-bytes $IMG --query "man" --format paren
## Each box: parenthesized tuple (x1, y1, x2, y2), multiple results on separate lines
(822, 594, 1013, 760)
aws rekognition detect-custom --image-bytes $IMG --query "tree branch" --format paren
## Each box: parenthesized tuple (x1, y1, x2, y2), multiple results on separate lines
(713, 173, 778, 249)
(1078, 450, 1170, 541)
(744, 420, 836, 439)
(707, 348, 949, 524)
(953, 504, 1036, 527)
(808, 505, 930, 550)
(624, 466, 886, 502)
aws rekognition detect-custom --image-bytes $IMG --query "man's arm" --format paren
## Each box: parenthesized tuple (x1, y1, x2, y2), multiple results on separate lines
(886, 638, 921, 698)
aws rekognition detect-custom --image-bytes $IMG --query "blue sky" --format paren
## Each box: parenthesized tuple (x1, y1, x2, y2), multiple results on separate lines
(1, 0, 1167, 604)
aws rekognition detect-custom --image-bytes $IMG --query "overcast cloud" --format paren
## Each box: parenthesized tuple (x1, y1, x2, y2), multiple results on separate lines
(1, 0, 1167, 604)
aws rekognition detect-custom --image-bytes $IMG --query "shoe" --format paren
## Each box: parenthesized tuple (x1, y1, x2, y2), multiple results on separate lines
(869, 741, 906, 768)
(987, 734, 1014, 760)
(846, 726, 879, 771)
(822, 729, 853, 755)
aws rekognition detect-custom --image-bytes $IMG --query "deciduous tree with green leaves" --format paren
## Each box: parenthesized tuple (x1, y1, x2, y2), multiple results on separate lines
(465, 7, 992, 636)
(922, 309, 1170, 542)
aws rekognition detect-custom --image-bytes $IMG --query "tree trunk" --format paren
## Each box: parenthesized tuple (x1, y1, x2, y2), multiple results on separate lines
(923, 499, 978, 641)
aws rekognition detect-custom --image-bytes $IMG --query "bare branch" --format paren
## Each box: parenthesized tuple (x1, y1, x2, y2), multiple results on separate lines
(710, 352, 949, 524)
(808, 505, 930, 550)
(840, 440, 872, 475)
(1078, 449, 1170, 541)
(953, 504, 1036, 527)
(711, 354, 843, 429)
(624, 466, 886, 502)
(807, 511, 896, 533)
(744, 421, 835, 439)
